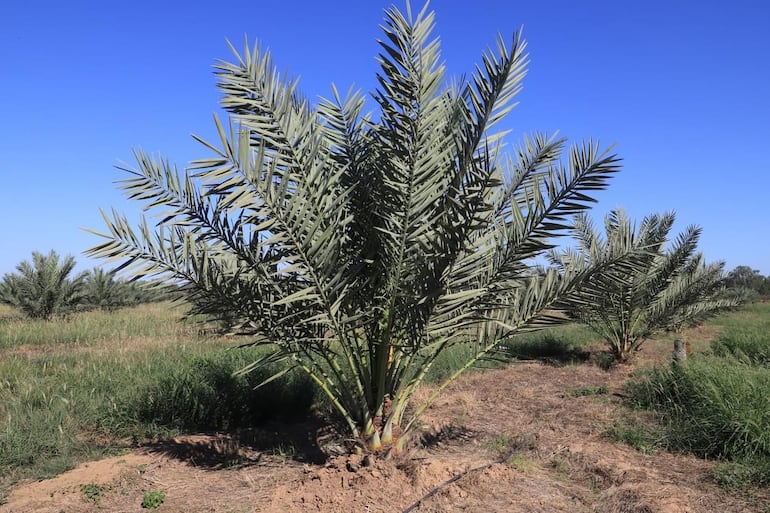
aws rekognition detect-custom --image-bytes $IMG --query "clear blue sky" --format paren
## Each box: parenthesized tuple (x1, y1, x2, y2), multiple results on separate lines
(1, 0, 769, 276)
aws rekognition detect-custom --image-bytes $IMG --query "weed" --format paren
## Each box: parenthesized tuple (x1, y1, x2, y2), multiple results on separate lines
(711, 322, 770, 365)
(483, 433, 517, 458)
(626, 317, 770, 489)
(628, 357, 770, 461)
(271, 443, 297, 460)
(497, 325, 594, 364)
(712, 460, 770, 490)
(141, 490, 166, 509)
(594, 351, 616, 370)
(507, 454, 534, 472)
(131, 349, 315, 430)
(81, 483, 105, 505)
(549, 455, 570, 477)
(605, 418, 662, 455)
(0, 303, 314, 494)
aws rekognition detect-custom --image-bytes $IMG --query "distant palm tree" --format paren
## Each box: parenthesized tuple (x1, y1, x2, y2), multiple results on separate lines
(87, 3, 627, 451)
(0, 250, 86, 319)
(550, 209, 741, 362)
(83, 268, 148, 311)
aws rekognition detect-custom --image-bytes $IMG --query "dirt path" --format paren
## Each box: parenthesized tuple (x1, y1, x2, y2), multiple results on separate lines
(2, 339, 768, 513)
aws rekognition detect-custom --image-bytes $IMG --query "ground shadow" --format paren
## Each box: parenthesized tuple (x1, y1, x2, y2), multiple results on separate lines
(420, 424, 480, 450)
(500, 334, 591, 366)
(143, 416, 329, 469)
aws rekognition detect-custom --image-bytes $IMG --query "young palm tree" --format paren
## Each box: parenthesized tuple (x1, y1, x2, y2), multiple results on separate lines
(550, 209, 741, 362)
(83, 267, 148, 311)
(0, 250, 86, 319)
(87, 3, 626, 451)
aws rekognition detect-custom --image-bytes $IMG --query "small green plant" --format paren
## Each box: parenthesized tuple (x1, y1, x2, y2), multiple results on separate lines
(81, 483, 105, 505)
(594, 351, 616, 371)
(507, 453, 534, 472)
(605, 418, 662, 455)
(271, 443, 297, 460)
(712, 460, 770, 490)
(483, 433, 517, 458)
(142, 490, 166, 509)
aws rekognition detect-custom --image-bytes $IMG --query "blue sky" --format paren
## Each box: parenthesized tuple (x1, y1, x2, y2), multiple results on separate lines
(1, 0, 768, 276)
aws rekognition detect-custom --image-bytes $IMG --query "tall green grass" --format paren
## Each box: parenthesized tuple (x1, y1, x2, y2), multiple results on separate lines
(422, 323, 596, 383)
(498, 324, 596, 362)
(133, 349, 315, 431)
(0, 304, 315, 496)
(629, 356, 770, 484)
(710, 303, 770, 365)
(624, 302, 770, 487)
(629, 358, 770, 461)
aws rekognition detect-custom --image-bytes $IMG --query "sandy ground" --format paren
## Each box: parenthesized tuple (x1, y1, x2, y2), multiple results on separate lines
(2, 336, 768, 513)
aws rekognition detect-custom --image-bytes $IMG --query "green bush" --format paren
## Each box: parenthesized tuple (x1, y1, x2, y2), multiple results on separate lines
(497, 325, 594, 363)
(141, 490, 165, 509)
(628, 356, 770, 485)
(131, 349, 316, 430)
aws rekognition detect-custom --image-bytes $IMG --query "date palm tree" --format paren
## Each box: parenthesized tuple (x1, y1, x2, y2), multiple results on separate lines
(87, 3, 626, 451)
(550, 209, 741, 362)
(0, 250, 86, 319)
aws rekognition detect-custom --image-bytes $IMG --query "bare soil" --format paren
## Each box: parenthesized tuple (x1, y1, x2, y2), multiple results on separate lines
(2, 336, 768, 513)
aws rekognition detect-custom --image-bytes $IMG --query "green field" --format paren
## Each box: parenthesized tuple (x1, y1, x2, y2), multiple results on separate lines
(2, 301, 768, 496)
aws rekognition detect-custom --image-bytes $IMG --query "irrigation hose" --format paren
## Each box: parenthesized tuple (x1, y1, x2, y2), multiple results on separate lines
(401, 441, 523, 513)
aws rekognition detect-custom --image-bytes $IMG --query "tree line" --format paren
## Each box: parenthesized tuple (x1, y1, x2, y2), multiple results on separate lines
(722, 265, 770, 300)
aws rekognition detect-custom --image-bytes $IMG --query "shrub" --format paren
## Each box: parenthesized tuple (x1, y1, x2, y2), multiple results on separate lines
(141, 490, 165, 509)
(131, 349, 316, 430)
